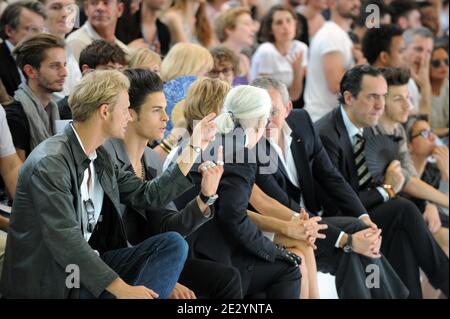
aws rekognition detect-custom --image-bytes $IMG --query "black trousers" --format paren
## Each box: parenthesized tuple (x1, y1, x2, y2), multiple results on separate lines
(234, 254, 301, 299)
(178, 258, 243, 299)
(315, 216, 409, 299)
(368, 197, 449, 299)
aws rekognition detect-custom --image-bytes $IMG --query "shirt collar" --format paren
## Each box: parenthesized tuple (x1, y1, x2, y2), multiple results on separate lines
(84, 21, 103, 41)
(267, 123, 292, 146)
(5, 40, 15, 55)
(70, 123, 97, 161)
(340, 105, 363, 141)
(282, 122, 292, 138)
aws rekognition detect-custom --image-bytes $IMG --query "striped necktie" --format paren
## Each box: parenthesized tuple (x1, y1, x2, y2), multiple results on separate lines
(353, 134, 372, 189)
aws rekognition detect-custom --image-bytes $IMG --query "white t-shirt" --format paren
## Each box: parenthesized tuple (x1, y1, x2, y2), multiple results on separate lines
(0, 104, 16, 158)
(250, 40, 308, 87)
(407, 78, 421, 114)
(304, 21, 354, 122)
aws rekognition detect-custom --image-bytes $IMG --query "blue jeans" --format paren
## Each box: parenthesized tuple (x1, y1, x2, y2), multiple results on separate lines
(80, 231, 188, 299)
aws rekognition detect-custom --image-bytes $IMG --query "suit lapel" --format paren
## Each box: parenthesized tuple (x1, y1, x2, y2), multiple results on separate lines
(107, 139, 147, 219)
(142, 148, 160, 180)
(335, 109, 359, 190)
(289, 128, 318, 212)
(262, 137, 289, 179)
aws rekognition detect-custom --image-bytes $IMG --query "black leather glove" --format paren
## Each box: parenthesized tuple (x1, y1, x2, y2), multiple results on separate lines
(275, 244, 302, 267)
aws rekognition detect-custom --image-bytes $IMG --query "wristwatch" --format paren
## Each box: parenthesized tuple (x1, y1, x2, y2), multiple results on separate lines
(189, 144, 202, 153)
(343, 234, 353, 253)
(199, 193, 218, 206)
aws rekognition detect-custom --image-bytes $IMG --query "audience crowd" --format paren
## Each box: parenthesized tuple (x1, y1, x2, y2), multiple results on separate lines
(0, 0, 448, 299)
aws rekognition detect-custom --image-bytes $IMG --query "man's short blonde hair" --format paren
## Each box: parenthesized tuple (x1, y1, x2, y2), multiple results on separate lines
(69, 70, 130, 122)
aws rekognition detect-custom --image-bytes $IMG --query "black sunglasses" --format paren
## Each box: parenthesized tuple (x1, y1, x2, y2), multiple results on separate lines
(83, 198, 96, 233)
(431, 58, 449, 68)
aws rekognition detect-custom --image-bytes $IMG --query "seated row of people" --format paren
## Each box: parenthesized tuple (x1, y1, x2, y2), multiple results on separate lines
(0, 35, 448, 299)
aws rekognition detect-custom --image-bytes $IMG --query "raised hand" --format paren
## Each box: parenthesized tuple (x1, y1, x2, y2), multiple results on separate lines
(199, 146, 224, 197)
(286, 50, 304, 72)
(433, 145, 449, 181)
(191, 113, 217, 151)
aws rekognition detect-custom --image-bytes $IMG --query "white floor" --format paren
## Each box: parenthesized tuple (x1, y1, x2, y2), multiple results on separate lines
(317, 272, 339, 299)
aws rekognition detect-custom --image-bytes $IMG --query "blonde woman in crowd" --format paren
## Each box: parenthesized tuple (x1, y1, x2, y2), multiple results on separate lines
(163, 77, 229, 166)
(162, 0, 213, 47)
(160, 42, 213, 133)
(129, 47, 161, 74)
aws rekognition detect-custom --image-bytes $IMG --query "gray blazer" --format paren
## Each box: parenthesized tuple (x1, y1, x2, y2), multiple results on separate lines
(0, 125, 193, 298)
(103, 139, 213, 245)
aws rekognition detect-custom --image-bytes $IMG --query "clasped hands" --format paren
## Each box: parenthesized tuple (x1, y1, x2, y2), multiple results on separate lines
(282, 208, 328, 249)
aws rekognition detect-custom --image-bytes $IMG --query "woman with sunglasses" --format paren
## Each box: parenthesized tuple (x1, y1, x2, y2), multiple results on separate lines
(429, 44, 449, 141)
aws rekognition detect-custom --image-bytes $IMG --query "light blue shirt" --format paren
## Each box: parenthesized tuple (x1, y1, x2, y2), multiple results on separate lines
(341, 105, 364, 147)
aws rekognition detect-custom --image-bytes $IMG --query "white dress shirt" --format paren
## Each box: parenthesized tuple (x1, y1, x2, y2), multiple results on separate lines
(71, 124, 104, 242)
(267, 123, 300, 189)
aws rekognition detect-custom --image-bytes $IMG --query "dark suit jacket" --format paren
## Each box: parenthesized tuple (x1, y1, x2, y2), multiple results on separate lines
(255, 109, 367, 248)
(0, 42, 21, 97)
(315, 107, 386, 211)
(173, 129, 279, 291)
(103, 138, 213, 245)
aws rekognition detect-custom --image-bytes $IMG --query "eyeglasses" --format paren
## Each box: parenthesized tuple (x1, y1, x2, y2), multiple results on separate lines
(83, 198, 96, 233)
(431, 58, 449, 68)
(411, 129, 432, 140)
(208, 67, 233, 78)
(24, 25, 45, 34)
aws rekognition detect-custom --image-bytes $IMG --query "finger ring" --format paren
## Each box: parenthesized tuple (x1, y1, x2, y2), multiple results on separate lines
(205, 161, 217, 169)
(216, 160, 224, 166)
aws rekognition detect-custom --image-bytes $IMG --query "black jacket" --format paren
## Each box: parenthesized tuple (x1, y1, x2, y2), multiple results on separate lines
(315, 107, 386, 211)
(255, 109, 367, 248)
(174, 129, 279, 290)
(0, 41, 21, 97)
(103, 138, 213, 245)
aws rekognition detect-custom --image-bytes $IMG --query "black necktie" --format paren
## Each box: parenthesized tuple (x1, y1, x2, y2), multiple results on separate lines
(353, 134, 372, 190)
